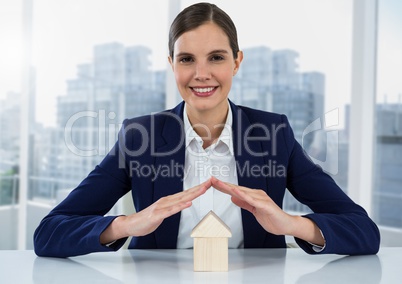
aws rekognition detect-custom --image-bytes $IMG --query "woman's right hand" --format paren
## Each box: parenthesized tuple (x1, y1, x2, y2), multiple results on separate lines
(100, 179, 212, 245)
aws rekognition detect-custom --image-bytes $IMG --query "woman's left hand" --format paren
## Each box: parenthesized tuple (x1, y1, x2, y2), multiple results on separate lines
(211, 177, 293, 236)
(211, 177, 325, 246)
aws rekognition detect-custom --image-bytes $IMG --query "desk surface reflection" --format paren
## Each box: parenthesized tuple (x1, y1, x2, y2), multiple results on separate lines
(0, 247, 398, 283)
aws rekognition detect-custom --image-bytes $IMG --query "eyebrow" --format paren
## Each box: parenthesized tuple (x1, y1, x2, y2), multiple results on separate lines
(175, 49, 229, 58)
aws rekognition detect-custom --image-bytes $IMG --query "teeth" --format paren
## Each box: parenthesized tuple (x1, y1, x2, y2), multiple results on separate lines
(193, 87, 214, 93)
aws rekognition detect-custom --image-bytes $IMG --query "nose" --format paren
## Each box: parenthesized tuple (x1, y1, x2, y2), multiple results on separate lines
(194, 62, 211, 81)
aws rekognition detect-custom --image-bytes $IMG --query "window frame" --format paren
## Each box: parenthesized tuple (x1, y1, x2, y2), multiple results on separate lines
(347, 0, 377, 213)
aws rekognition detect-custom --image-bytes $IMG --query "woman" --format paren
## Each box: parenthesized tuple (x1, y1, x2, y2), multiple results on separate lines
(34, 2, 380, 258)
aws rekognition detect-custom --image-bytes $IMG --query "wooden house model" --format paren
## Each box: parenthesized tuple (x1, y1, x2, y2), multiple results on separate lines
(191, 210, 232, 272)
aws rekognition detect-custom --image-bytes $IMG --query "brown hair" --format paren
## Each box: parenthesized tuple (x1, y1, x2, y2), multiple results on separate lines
(168, 2, 239, 59)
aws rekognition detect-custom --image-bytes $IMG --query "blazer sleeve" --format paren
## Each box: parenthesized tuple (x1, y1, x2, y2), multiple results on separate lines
(280, 115, 380, 255)
(33, 121, 133, 258)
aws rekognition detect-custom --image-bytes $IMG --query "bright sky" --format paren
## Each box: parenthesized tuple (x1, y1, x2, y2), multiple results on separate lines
(376, 0, 402, 103)
(0, 0, 23, 100)
(0, 0, 401, 126)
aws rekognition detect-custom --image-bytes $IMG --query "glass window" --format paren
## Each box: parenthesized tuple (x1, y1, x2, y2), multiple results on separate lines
(1, 0, 170, 249)
(0, 1, 22, 205)
(0, 1, 23, 249)
(374, 0, 402, 236)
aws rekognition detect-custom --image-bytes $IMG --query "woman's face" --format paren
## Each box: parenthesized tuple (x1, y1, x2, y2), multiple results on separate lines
(169, 22, 243, 118)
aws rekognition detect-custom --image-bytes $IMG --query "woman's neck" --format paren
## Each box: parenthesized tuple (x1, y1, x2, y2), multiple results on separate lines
(186, 104, 229, 149)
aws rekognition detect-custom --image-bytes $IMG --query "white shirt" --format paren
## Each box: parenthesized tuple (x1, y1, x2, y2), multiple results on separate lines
(176, 103, 244, 248)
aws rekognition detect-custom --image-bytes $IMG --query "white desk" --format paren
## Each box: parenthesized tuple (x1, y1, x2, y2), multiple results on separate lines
(0, 248, 398, 283)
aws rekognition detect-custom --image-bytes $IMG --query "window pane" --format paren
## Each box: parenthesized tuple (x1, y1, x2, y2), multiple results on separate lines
(2, 0, 172, 250)
(0, 1, 23, 249)
(33, 0, 168, 219)
(374, 0, 402, 235)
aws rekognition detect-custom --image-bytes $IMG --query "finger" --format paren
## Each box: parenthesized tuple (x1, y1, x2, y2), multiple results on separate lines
(231, 186, 266, 209)
(213, 178, 269, 201)
(158, 200, 193, 220)
(212, 178, 255, 205)
(183, 179, 212, 196)
(211, 177, 238, 195)
(150, 200, 192, 221)
(211, 176, 236, 189)
(180, 179, 211, 199)
(231, 197, 255, 213)
(160, 179, 211, 207)
(211, 177, 254, 196)
(212, 177, 247, 190)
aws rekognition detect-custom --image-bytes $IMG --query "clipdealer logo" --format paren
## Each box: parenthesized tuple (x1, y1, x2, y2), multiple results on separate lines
(129, 160, 286, 181)
(63, 108, 339, 176)
(302, 108, 340, 175)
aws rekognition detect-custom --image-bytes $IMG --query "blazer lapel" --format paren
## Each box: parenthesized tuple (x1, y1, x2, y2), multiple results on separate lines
(153, 102, 186, 248)
(230, 100, 269, 248)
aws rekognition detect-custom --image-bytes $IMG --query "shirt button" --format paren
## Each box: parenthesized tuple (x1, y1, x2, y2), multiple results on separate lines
(203, 156, 209, 161)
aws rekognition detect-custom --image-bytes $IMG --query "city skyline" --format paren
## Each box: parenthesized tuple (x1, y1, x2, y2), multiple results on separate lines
(2, 0, 357, 128)
(1, 0, 401, 119)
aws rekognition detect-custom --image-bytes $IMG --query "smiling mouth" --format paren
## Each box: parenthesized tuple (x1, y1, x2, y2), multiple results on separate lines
(191, 87, 217, 97)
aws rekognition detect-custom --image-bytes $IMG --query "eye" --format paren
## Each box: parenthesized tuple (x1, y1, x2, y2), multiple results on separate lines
(210, 55, 224, 61)
(179, 56, 194, 63)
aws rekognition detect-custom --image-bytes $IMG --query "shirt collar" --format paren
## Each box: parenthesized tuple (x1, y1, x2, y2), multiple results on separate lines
(184, 102, 234, 155)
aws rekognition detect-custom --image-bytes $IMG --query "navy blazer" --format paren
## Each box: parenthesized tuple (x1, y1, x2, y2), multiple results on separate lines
(34, 100, 380, 257)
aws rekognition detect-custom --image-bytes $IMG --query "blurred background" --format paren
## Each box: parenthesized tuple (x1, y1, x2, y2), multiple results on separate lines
(0, 0, 401, 249)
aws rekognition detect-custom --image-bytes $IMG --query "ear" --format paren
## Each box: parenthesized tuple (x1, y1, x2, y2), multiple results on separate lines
(233, 51, 243, 76)
(168, 56, 174, 71)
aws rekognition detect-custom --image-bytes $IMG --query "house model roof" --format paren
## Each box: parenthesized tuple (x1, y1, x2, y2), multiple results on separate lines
(191, 210, 232, 238)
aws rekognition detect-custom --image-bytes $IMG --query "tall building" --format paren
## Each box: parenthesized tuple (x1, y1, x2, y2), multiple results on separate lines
(30, 126, 65, 202)
(37, 42, 165, 198)
(0, 92, 21, 205)
(0, 92, 21, 167)
(124, 46, 164, 117)
(340, 103, 402, 227)
(233, 47, 324, 147)
(232, 46, 272, 110)
(271, 51, 324, 146)
(232, 46, 325, 213)
(0, 70, 37, 205)
(272, 49, 300, 90)
(373, 103, 402, 227)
